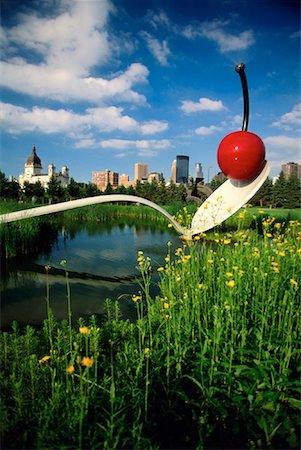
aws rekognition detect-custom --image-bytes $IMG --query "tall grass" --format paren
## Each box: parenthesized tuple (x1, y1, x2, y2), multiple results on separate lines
(1, 210, 300, 449)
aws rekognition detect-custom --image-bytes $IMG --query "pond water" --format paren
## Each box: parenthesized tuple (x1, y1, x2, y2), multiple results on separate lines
(1, 221, 181, 329)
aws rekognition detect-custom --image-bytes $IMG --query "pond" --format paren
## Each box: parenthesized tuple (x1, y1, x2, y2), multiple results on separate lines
(1, 220, 181, 329)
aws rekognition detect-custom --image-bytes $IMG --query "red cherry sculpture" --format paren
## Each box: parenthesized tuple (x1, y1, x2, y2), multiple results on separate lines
(217, 131, 265, 181)
(217, 63, 266, 182)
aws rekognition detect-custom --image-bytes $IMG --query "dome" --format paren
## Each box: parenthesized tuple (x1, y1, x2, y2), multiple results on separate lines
(26, 146, 42, 167)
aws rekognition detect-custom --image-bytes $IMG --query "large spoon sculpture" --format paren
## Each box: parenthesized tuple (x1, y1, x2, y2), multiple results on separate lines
(0, 64, 269, 238)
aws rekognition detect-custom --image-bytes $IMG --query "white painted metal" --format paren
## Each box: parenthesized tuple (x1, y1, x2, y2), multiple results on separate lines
(0, 194, 189, 236)
(0, 162, 270, 238)
(190, 161, 270, 235)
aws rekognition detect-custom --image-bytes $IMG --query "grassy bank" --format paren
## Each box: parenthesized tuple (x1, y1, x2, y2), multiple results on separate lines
(1, 213, 300, 449)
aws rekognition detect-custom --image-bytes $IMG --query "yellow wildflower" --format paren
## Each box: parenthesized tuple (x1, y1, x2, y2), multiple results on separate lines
(163, 302, 169, 309)
(168, 223, 173, 228)
(79, 326, 89, 334)
(132, 295, 142, 302)
(226, 280, 235, 288)
(145, 347, 150, 354)
(226, 272, 233, 277)
(81, 357, 94, 367)
(290, 279, 298, 287)
(138, 251, 144, 255)
(223, 239, 231, 245)
(38, 355, 50, 364)
(207, 259, 214, 264)
(66, 365, 75, 374)
(157, 267, 164, 272)
(233, 266, 239, 271)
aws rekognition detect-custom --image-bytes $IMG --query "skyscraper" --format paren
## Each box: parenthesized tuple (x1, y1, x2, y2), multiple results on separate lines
(134, 163, 148, 181)
(176, 155, 189, 184)
(195, 163, 204, 183)
(170, 159, 176, 183)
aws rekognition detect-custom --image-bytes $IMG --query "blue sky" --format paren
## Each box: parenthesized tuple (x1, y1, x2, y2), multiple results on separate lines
(1, 0, 300, 183)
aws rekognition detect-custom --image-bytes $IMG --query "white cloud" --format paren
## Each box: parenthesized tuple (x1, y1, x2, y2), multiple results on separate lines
(0, 0, 148, 104)
(195, 125, 222, 136)
(264, 135, 301, 169)
(181, 97, 225, 114)
(140, 120, 168, 134)
(182, 20, 255, 53)
(0, 102, 168, 137)
(272, 103, 301, 131)
(141, 31, 170, 66)
(99, 138, 172, 156)
(146, 10, 172, 30)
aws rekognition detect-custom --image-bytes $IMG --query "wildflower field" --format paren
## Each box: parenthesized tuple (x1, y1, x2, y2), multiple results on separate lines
(0, 207, 300, 449)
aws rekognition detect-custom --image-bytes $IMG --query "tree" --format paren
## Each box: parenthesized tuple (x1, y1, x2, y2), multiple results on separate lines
(84, 183, 100, 197)
(273, 171, 288, 207)
(22, 181, 35, 201)
(0, 171, 20, 199)
(134, 180, 143, 197)
(158, 177, 168, 204)
(104, 182, 113, 194)
(67, 178, 81, 199)
(116, 185, 127, 194)
(251, 177, 273, 207)
(32, 181, 45, 201)
(47, 176, 65, 202)
(0, 171, 9, 198)
(6, 180, 20, 200)
(286, 174, 301, 209)
(209, 175, 227, 191)
(126, 185, 136, 195)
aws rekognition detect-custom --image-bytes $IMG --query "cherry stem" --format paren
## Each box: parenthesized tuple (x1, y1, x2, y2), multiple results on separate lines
(235, 63, 249, 132)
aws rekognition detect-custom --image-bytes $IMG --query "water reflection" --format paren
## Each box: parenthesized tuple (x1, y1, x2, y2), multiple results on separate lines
(1, 221, 180, 329)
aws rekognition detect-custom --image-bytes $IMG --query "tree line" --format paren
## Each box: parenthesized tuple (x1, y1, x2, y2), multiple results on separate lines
(1, 170, 300, 208)
(0, 171, 186, 205)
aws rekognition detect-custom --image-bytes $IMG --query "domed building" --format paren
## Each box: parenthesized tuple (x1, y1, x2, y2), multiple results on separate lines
(19, 146, 70, 188)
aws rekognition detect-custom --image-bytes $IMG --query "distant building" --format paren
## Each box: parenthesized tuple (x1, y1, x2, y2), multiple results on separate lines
(281, 162, 301, 179)
(148, 172, 160, 183)
(170, 160, 176, 183)
(19, 145, 69, 188)
(134, 163, 148, 182)
(120, 174, 130, 188)
(195, 163, 204, 183)
(92, 169, 119, 191)
(176, 155, 189, 184)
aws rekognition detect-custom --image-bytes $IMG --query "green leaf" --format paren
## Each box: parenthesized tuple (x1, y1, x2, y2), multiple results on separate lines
(286, 397, 301, 410)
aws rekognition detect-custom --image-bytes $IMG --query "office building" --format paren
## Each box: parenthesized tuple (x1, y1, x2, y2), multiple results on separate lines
(92, 169, 119, 191)
(195, 163, 204, 183)
(148, 172, 160, 183)
(281, 162, 301, 179)
(134, 163, 148, 182)
(120, 174, 130, 188)
(176, 155, 189, 184)
(170, 160, 176, 183)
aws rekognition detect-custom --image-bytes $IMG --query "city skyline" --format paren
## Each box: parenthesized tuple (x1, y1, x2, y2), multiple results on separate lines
(0, 0, 300, 183)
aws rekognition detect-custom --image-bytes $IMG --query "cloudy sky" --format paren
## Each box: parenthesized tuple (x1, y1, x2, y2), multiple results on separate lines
(1, 0, 300, 183)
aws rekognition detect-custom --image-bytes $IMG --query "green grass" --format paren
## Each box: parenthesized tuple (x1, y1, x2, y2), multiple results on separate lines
(1, 213, 300, 449)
